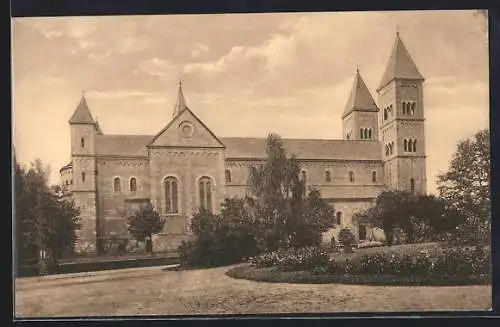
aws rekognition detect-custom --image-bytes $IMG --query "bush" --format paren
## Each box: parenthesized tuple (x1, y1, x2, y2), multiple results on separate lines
(252, 246, 329, 272)
(339, 228, 356, 252)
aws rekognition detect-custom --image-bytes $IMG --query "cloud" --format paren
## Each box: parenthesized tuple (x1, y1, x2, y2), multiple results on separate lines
(135, 57, 174, 77)
(85, 90, 160, 99)
(190, 43, 210, 58)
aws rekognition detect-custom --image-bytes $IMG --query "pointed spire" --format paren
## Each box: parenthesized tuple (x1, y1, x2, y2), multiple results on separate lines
(377, 32, 424, 91)
(172, 78, 189, 118)
(342, 68, 379, 119)
(69, 92, 96, 124)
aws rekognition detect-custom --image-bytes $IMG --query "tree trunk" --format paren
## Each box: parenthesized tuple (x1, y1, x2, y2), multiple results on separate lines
(146, 235, 153, 256)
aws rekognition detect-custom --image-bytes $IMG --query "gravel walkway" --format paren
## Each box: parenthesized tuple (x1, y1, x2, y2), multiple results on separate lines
(15, 265, 491, 317)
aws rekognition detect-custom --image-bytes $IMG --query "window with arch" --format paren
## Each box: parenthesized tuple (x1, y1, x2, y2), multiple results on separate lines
(383, 108, 388, 121)
(81, 172, 86, 182)
(372, 171, 377, 183)
(164, 176, 179, 215)
(225, 169, 232, 183)
(412, 139, 417, 152)
(368, 128, 372, 139)
(410, 178, 415, 193)
(199, 176, 213, 212)
(325, 170, 332, 183)
(129, 177, 137, 192)
(349, 171, 355, 183)
(404, 139, 408, 152)
(335, 211, 342, 225)
(359, 128, 364, 139)
(411, 102, 416, 115)
(301, 170, 307, 183)
(113, 177, 121, 193)
(70, 179, 73, 185)
(80, 137, 85, 148)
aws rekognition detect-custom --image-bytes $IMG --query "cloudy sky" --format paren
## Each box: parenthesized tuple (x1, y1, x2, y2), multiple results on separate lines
(12, 10, 489, 195)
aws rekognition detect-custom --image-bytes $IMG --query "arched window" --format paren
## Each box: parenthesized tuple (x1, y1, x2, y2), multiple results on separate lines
(368, 128, 372, 139)
(164, 176, 179, 214)
(404, 139, 408, 152)
(325, 170, 332, 183)
(402, 101, 406, 115)
(359, 224, 367, 240)
(372, 171, 377, 183)
(335, 211, 342, 225)
(113, 177, 121, 193)
(81, 172, 86, 182)
(129, 177, 137, 192)
(359, 128, 364, 139)
(349, 171, 355, 183)
(301, 170, 307, 183)
(80, 137, 85, 148)
(412, 139, 417, 152)
(70, 179, 73, 185)
(410, 178, 415, 193)
(384, 108, 388, 121)
(385, 144, 390, 156)
(199, 176, 213, 212)
(225, 169, 232, 183)
(411, 102, 416, 115)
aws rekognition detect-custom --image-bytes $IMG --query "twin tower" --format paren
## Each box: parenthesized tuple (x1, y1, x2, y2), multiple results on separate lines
(342, 32, 427, 194)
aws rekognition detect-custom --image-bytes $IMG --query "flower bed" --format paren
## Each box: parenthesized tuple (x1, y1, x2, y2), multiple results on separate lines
(233, 244, 491, 285)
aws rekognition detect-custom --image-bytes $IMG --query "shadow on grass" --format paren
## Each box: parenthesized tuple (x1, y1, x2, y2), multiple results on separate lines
(226, 265, 492, 287)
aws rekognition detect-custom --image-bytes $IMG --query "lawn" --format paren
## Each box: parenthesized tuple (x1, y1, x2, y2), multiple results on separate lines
(15, 264, 491, 317)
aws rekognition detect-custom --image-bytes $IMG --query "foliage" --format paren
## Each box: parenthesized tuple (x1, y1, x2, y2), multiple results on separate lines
(437, 129, 490, 245)
(251, 246, 329, 271)
(353, 191, 453, 245)
(338, 228, 356, 249)
(101, 236, 129, 255)
(236, 245, 491, 285)
(127, 202, 165, 253)
(247, 133, 335, 250)
(178, 199, 260, 267)
(14, 159, 82, 270)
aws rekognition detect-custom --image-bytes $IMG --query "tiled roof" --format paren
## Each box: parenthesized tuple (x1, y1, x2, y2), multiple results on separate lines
(59, 161, 73, 172)
(377, 33, 424, 91)
(95, 135, 152, 157)
(69, 96, 96, 124)
(91, 135, 381, 161)
(342, 69, 379, 119)
(221, 137, 382, 161)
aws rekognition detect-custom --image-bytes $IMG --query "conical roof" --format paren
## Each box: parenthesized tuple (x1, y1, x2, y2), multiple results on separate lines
(69, 95, 96, 124)
(342, 69, 379, 119)
(377, 32, 424, 91)
(172, 79, 189, 118)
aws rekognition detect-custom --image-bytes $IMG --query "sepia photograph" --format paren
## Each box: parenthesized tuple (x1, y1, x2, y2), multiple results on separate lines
(12, 10, 491, 317)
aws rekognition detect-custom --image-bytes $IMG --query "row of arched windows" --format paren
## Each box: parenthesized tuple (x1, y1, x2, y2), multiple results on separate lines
(359, 128, 373, 140)
(404, 139, 417, 152)
(385, 141, 395, 156)
(113, 177, 138, 193)
(402, 101, 416, 115)
(383, 104, 393, 121)
(300, 169, 377, 184)
(64, 179, 74, 186)
(163, 175, 214, 215)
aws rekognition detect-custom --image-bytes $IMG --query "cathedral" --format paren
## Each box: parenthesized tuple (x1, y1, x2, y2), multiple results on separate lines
(60, 32, 427, 252)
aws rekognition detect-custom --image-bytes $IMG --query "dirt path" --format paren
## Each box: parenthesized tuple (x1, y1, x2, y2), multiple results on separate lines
(15, 265, 491, 317)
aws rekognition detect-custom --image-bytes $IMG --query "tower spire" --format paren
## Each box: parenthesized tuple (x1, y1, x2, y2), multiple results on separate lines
(172, 78, 188, 118)
(342, 68, 378, 119)
(377, 31, 424, 91)
(69, 91, 96, 124)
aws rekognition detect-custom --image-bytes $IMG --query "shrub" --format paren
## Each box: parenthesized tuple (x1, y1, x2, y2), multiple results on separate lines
(252, 246, 329, 272)
(339, 228, 356, 252)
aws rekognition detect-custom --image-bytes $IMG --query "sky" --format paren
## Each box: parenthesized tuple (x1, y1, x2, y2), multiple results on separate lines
(12, 10, 489, 195)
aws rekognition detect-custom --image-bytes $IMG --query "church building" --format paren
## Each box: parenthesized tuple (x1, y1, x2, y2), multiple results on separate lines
(60, 32, 427, 252)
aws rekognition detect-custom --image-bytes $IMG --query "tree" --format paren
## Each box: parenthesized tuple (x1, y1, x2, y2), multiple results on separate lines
(437, 129, 490, 245)
(14, 159, 81, 274)
(127, 203, 165, 254)
(247, 133, 334, 250)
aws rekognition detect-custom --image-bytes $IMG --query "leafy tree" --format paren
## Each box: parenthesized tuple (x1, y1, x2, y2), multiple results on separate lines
(339, 228, 356, 253)
(247, 133, 334, 250)
(127, 203, 165, 254)
(14, 159, 81, 274)
(437, 129, 490, 245)
(354, 191, 465, 245)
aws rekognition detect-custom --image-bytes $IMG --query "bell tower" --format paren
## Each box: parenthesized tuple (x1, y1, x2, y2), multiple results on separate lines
(342, 68, 379, 141)
(377, 32, 427, 194)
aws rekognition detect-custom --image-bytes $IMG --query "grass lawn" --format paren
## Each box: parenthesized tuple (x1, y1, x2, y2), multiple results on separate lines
(15, 264, 491, 317)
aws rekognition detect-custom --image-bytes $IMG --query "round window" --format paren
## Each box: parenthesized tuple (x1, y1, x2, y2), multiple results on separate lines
(179, 122, 194, 137)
